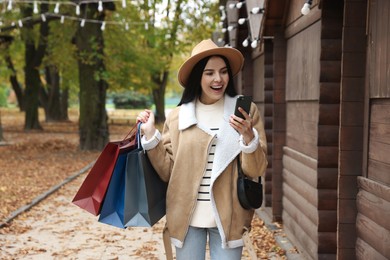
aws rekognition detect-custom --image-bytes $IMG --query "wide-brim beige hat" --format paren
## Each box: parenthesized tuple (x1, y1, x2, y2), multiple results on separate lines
(178, 39, 244, 87)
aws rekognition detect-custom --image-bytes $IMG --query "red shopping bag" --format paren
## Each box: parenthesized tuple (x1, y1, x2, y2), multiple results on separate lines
(72, 125, 137, 216)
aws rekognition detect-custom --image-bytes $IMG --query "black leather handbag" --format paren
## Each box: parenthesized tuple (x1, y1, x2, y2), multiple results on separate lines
(237, 156, 263, 210)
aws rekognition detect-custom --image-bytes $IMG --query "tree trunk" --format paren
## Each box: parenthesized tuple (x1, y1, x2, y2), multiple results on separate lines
(75, 6, 109, 150)
(60, 84, 69, 121)
(24, 64, 43, 130)
(22, 4, 49, 130)
(41, 66, 63, 122)
(152, 70, 169, 123)
(5, 56, 24, 111)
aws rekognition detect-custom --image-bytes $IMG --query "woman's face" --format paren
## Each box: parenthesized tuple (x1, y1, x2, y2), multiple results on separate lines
(200, 56, 230, 104)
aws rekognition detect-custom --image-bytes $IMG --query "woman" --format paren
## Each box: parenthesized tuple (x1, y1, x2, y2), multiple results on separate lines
(137, 39, 267, 260)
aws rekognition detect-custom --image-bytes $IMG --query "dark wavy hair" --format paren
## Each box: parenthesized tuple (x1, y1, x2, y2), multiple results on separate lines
(178, 55, 238, 106)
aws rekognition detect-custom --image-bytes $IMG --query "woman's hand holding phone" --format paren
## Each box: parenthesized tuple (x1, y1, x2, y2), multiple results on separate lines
(230, 96, 255, 144)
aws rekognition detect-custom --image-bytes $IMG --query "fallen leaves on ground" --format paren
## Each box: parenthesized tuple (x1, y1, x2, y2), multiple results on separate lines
(0, 108, 128, 223)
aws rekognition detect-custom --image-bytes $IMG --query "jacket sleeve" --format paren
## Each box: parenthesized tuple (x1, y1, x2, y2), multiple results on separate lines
(241, 103, 268, 178)
(145, 118, 174, 183)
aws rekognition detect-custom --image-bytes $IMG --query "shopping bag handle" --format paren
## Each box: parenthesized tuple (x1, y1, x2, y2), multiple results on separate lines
(122, 124, 137, 141)
(137, 122, 142, 149)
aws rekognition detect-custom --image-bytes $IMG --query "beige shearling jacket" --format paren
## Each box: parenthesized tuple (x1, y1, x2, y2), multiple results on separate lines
(144, 95, 267, 249)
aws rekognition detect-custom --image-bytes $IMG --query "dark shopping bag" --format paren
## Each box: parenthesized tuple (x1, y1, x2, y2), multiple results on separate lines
(98, 152, 129, 228)
(72, 126, 136, 216)
(124, 143, 167, 227)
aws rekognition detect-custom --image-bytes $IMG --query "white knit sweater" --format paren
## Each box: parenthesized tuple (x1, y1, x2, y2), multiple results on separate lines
(189, 97, 224, 228)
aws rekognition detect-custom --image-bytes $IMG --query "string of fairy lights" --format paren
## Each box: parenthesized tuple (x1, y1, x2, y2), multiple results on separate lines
(0, 0, 160, 32)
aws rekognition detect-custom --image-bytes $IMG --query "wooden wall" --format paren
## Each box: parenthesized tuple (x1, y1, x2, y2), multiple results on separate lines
(282, 1, 343, 258)
(355, 101, 390, 260)
(368, 0, 390, 98)
(283, 11, 323, 260)
(270, 30, 286, 221)
(367, 101, 390, 184)
(263, 40, 274, 211)
(356, 177, 390, 260)
(356, 1, 390, 258)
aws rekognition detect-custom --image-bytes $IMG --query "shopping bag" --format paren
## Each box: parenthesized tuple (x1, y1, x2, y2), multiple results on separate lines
(72, 126, 137, 216)
(124, 144, 167, 227)
(98, 152, 129, 228)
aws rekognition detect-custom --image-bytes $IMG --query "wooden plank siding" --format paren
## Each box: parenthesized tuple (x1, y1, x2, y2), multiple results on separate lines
(342, 4, 368, 168)
(356, 177, 390, 259)
(369, 0, 390, 98)
(354, 0, 390, 258)
(282, 1, 344, 258)
(271, 30, 286, 221)
(318, 1, 345, 259)
(263, 40, 273, 211)
(369, 100, 390, 185)
(283, 4, 322, 259)
(286, 102, 318, 157)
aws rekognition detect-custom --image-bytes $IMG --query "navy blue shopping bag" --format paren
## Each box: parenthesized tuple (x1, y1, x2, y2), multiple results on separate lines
(98, 152, 128, 228)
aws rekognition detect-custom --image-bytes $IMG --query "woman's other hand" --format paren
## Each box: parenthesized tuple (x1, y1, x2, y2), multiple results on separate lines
(136, 109, 156, 140)
(229, 107, 255, 144)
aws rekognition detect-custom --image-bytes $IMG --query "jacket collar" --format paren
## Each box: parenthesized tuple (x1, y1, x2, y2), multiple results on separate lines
(178, 94, 237, 130)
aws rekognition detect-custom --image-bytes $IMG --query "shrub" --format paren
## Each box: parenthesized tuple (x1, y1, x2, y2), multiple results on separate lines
(110, 91, 152, 109)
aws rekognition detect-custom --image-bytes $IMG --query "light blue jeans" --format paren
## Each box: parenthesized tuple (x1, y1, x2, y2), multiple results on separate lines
(175, 226, 243, 260)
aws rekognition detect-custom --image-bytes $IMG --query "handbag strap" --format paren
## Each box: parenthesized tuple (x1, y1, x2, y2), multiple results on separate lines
(236, 155, 261, 183)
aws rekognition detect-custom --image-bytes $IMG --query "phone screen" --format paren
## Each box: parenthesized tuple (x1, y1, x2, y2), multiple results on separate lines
(234, 96, 252, 119)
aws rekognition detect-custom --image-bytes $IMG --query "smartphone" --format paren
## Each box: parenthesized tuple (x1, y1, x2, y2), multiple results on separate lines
(234, 96, 252, 119)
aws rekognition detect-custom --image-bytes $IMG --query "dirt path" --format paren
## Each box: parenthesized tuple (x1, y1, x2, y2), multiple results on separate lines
(0, 173, 167, 260)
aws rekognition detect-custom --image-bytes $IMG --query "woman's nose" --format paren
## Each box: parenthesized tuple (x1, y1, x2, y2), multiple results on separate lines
(214, 73, 222, 82)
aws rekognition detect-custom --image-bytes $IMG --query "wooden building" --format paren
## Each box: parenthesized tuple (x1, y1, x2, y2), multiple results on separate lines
(218, 0, 390, 259)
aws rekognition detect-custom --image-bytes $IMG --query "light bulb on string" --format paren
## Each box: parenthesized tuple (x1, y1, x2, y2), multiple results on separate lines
(251, 39, 258, 49)
(238, 18, 247, 25)
(236, 2, 244, 9)
(7, 0, 13, 11)
(301, 0, 312, 15)
(54, 3, 60, 14)
(60, 16, 65, 23)
(100, 21, 106, 30)
(33, 1, 39, 14)
(76, 5, 80, 15)
(122, 0, 126, 8)
(98, 1, 103, 12)
(18, 20, 23, 27)
(251, 7, 263, 14)
(242, 38, 249, 47)
(80, 19, 85, 27)
(41, 14, 46, 22)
